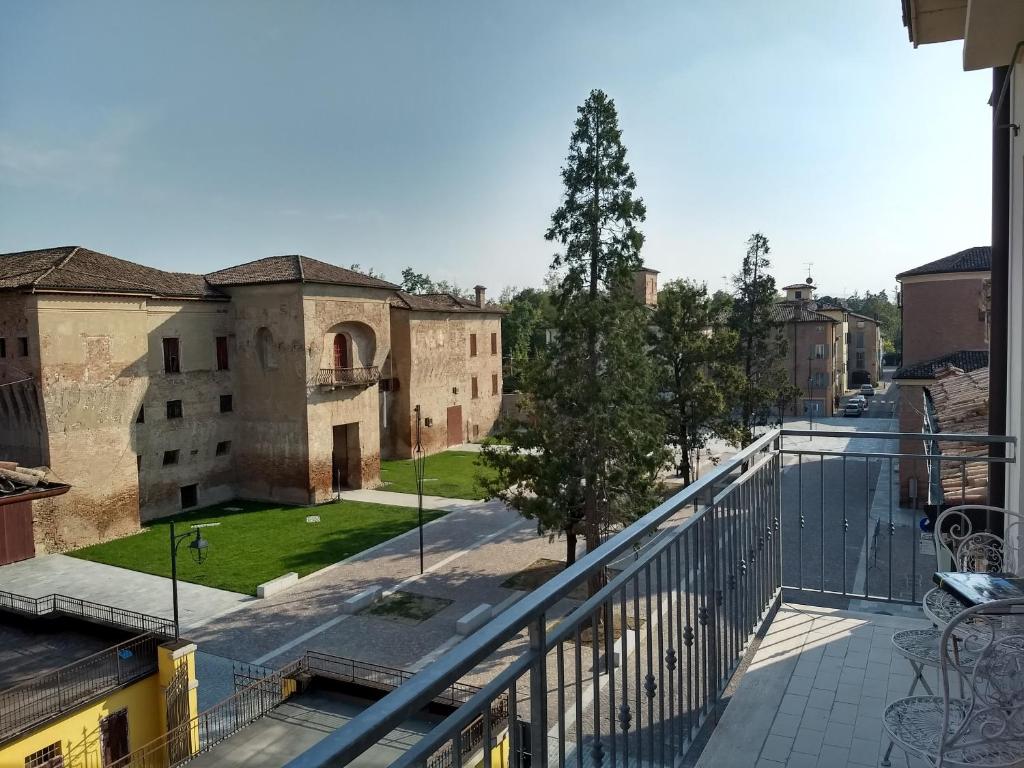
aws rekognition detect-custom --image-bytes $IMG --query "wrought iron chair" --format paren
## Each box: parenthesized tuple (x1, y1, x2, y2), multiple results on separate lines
(884, 506, 1021, 766)
(882, 597, 1024, 767)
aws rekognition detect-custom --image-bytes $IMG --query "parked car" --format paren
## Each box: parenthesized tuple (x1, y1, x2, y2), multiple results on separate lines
(852, 394, 868, 410)
(859, 383, 875, 397)
(843, 401, 863, 417)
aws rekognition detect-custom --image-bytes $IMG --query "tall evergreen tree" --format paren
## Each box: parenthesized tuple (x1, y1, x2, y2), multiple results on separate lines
(729, 233, 793, 444)
(650, 280, 742, 484)
(482, 90, 666, 573)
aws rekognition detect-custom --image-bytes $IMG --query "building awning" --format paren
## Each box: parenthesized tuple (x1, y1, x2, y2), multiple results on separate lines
(902, 0, 1024, 71)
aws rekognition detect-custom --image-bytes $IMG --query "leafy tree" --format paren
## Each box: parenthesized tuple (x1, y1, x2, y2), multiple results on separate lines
(650, 280, 743, 484)
(729, 233, 793, 443)
(818, 289, 902, 360)
(399, 267, 472, 300)
(348, 263, 387, 279)
(482, 89, 667, 573)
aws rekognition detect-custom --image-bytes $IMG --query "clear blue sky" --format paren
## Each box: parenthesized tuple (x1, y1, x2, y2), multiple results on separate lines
(0, 1, 991, 298)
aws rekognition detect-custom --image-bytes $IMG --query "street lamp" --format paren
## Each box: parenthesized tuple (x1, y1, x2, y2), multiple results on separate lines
(169, 521, 217, 641)
(807, 351, 815, 431)
(413, 405, 426, 574)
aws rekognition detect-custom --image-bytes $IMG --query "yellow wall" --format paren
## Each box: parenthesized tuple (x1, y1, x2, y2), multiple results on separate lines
(0, 675, 162, 768)
(0, 642, 198, 768)
(470, 731, 510, 768)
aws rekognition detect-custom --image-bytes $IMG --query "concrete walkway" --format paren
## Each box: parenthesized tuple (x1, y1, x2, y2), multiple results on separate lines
(0, 553, 253, 631)
(336, 488, 480, 509)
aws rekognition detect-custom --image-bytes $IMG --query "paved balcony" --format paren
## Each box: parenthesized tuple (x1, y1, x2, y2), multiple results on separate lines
(697, 603, 932, 768)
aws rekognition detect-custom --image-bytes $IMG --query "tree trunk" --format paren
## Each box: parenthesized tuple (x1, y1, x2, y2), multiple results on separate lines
(565, 528, 577, 566)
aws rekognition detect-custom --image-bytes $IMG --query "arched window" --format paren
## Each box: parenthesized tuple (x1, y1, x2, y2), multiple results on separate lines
(333, 334, 350, 369)
(256, 327, 275, 370)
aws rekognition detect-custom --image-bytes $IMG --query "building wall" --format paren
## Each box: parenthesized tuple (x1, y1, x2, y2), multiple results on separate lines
(848, 316, 882, 386)
(227, 284, 311, 506)
(1004, 68, 1024, 571)
(781, 320, 839, 417)
(301, 285, 393, 501)
(389, 310, 502, 457)
(0, 294, 46, 467)
(900, 274, 989, 366)
(0, 673, 162, 768)
(135, 299, 235, 520)
(896, 383, 930, 505)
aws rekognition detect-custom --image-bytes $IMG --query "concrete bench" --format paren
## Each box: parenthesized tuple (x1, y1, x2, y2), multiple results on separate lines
(456, 603, 493, 636)
(490, 591, 525, 620)
(341, 585, 384, 614)
(256, 572, 298, 599)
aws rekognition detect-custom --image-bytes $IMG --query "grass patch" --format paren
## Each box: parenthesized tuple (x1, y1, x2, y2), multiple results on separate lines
(502, 558, 589, 601)
(69, 499, 446, 596)
(378, 450, 497, 499)
(363, 591, 453, 624)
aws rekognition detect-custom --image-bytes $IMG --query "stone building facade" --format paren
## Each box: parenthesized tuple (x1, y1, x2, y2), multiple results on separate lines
(0, 247, 503, 551)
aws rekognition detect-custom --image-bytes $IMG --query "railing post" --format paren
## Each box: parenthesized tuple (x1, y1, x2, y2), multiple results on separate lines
(528, 613, 547, 768)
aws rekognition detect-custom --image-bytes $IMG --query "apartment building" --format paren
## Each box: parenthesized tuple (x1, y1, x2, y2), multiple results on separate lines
(771, 278, 881, 418)
(0, 247, 502, 552)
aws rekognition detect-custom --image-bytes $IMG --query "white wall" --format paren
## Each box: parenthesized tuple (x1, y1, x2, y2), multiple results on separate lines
(1005, 68, 1024, 570)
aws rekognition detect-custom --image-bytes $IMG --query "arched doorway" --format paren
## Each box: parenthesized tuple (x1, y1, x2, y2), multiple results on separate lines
(333, 334, 350, 370)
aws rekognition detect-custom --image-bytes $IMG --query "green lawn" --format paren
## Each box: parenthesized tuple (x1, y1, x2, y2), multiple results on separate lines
(69, 499, 445, 595)
(378, 450, 497, 499)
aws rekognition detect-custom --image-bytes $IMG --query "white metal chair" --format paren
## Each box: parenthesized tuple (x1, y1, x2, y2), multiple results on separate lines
(884, 506, 1021, 766)
(883, 598, 1024, 767)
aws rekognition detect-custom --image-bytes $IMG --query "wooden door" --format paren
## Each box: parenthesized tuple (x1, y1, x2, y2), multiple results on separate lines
(0, 501, 35, 566)
(100, 709, 130, 767)
(446, 405, 463, 447)
(332, 425, 350, 490)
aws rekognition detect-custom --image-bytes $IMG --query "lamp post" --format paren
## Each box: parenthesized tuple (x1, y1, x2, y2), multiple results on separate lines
(169, 521, 215, 641)
(413, 405, 426, 574)
(807, 351, 815, 431)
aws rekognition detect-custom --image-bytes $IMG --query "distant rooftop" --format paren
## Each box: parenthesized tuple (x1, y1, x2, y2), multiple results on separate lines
(768, 302, 837, 324)
(896, 246, 991, 279)
(205, 254, 398, 290)
(894, 349, 989, 380)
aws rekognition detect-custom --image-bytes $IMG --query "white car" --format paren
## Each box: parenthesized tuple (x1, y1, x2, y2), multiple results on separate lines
(859, 383, 875, 397)
(852, 394, 868, 410)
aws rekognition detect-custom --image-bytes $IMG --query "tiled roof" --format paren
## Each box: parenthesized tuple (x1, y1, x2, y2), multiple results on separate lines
(0, 462, 70, 505)
(781, 282, 814, 291)
(205, 255, 398, 289)
(928, 367, 990, 504)
(894, 350, 989, 380)
(768, 302, 838, 324)
(896, 246, 991, 279)
(0, 247, 225, 299)
(391, 291, 504, 314)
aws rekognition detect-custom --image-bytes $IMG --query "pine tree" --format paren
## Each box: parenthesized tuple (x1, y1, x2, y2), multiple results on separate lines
(729, 233, 793, 444)
(650, 280, 743, 485)
(482, 90, 667, 575)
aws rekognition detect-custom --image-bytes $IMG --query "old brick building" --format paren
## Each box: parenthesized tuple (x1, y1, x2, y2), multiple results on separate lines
(0, 247, 502, 552)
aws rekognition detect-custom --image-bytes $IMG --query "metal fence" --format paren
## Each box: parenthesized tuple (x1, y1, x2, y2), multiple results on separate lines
(0, 590, 175, 636)
(283, 430, 785, 768)
(779, 429, 1016, 605)
(0, 634, 159, 744)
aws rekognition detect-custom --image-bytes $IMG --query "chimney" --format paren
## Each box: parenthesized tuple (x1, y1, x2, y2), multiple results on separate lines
(633, 268, 659, 307)
(474, 285, 486, 308)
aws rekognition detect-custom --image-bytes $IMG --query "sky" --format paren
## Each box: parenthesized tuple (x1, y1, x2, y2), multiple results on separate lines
(0, 1, 993, 299)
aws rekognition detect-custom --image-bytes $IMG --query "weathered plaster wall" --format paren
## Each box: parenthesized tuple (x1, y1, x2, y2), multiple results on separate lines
(0, 293, 46, 466)
(228, 284, 310, 505)
(135, 299, 235, 520)
(302, 285, 393, 501)
(780, 320, 839, 417)
(30, 295, 149, 550)
(390, 310, 502, 457)
(897, 383, 930, 505)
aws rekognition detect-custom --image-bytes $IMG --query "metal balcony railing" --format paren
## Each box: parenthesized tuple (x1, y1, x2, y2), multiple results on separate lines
(278, 427, 1016, 768)
(0, 590, 175, 636)
(312, 366, 381, 388)
(0, 634, 159, 744)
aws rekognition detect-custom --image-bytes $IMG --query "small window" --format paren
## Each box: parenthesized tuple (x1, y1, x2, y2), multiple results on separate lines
(0, 339, 6, 358)
(163, 338, 180, 373)
(17, 337, 28, 357)
(163, 450, 179, 466)
(166, 400, 183, 419)
(794, 290, 802, 300)
(216, 440, 231, 456)
(24, 741, 63, 768)
(491, 373, 499, 395)
(220, 394, 233, 413)
(216, 336, 229, 370)
(813, 344, 825, 359)
(471, 376, 479, 399)
(469, 334, 477, 357)
(490, 332, 497, 355)
(136, 405, 145, 424)
(180, 484, 198, 509)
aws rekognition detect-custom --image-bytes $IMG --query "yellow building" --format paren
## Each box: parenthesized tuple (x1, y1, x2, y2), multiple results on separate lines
(0, 592, 196, 768)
